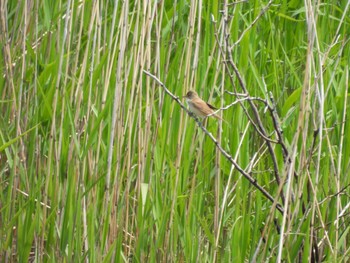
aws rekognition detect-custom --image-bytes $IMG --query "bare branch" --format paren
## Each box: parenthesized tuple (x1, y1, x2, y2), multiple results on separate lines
(231, 0, 273, 47)
(220, 51, 283, 188)
(143, 70, 284, 214)
(227, 0, 248, 6)
(213, 8, 286, 200)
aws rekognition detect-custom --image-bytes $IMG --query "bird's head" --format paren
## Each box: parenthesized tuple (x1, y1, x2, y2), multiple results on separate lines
(183, 90, 198, 100)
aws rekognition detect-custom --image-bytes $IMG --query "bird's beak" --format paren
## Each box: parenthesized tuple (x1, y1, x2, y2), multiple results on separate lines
(183, 95, 187, 98)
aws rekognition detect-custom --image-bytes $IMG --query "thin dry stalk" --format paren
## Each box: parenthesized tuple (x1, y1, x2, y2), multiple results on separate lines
(335, 67, 348, 255)
(276, 0, 314, 260)
(213, 1, 227, 261)
(164, 0, 198, 260)
(42, 0, 72, 258)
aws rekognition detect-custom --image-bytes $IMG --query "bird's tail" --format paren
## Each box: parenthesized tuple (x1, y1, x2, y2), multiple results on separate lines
(214, 114, 228, 124)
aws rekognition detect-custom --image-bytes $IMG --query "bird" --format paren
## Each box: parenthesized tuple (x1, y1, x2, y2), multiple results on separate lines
(183, 90, 226, 122)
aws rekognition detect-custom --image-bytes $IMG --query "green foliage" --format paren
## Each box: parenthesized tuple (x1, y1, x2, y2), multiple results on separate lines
(0, 0, 349, 261)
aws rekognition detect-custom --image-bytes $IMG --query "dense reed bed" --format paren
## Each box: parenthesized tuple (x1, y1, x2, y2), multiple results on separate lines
(1, 0, 349, 261)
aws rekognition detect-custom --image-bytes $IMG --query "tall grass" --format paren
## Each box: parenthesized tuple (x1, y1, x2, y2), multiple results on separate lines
(0, 0, 349, 262)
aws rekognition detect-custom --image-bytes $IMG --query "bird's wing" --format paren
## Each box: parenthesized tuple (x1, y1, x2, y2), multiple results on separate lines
(191, 98, 215, 115)
(206, 102, 217, 110)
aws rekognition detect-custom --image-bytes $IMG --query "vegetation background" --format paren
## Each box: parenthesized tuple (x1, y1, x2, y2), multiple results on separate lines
(1, 0, 349, 262)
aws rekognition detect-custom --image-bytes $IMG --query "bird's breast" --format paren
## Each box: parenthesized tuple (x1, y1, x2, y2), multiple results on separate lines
(187, 99, 208, 117)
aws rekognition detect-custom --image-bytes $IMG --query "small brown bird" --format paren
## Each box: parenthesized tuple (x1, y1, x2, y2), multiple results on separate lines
(183, 90, 226, 122)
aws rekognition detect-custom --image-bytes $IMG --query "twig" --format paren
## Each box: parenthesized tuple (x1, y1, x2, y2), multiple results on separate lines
(3, 182, 52, 209)
(209, 96, 268, 113)
(143, 70, 284, 214)
(231, 0, 273, 47)
(213, 20, 284, 192)
(226, 89, 290, 158)
(227, 0, 248, 6)
(224, 90, 247, 97)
